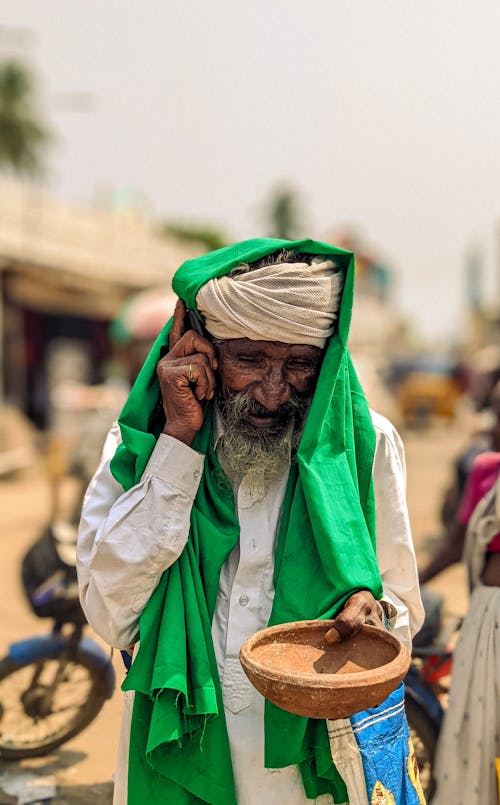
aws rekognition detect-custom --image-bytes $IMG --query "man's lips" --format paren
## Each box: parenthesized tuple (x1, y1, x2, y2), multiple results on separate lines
(246, 412, 280, 427)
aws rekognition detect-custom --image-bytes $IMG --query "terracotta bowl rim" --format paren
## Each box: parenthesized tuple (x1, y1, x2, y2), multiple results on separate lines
(239, 621, 410, 689)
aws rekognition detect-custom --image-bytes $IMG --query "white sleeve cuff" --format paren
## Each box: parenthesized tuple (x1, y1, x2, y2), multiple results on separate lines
(379, 596, 398, 623)
(142, 433, 205, 497)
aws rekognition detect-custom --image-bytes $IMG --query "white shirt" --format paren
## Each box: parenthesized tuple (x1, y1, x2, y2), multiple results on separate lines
(77, 409, 423, 805)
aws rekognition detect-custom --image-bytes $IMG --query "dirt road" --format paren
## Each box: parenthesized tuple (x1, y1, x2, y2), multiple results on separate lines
(0, 419, 469, 803)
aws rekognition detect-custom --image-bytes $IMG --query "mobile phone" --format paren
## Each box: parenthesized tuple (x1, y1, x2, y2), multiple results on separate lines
(185, 308, 209, 339)
(158, 309, 208, 360)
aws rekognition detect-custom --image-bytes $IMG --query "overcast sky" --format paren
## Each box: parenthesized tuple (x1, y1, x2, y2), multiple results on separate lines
(3, 0, 500, 343)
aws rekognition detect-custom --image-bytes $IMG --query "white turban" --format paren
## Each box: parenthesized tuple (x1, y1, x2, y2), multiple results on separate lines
(195, 258, 343, 348)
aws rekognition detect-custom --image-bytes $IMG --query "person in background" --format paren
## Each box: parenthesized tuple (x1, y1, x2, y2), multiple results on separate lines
(438, 408, 496, 531)
(432, 452, 500, 804)
(77, 238, 424, 805)
(419, 381, 500, 585)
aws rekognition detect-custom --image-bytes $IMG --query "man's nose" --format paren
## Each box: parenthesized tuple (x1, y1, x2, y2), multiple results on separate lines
(255, 368, 290, 411)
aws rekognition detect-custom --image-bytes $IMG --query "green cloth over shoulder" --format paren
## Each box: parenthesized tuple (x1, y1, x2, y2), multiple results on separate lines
(110, 238, 383, 804)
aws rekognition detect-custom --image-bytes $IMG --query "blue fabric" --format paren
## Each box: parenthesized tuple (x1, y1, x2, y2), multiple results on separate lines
(350, 684, 425, 804)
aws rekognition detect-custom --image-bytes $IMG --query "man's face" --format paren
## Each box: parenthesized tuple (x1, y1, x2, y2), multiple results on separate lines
(216, 338, 323, 435)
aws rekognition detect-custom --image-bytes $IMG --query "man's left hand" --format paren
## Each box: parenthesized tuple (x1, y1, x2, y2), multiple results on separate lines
(324, 590, 385, 644)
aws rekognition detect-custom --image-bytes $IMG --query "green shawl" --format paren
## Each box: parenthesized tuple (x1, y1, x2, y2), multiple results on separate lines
(110, 238, 383, 804)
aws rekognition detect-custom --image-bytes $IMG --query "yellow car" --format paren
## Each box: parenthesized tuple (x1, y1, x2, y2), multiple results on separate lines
(397, 371, 462, 424)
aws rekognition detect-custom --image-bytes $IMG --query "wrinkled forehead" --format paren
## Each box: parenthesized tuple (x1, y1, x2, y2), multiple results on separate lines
(216, 337, 323, 359)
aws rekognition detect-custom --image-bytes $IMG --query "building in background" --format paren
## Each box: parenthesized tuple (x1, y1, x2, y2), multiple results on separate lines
(0, 178, 199, 430)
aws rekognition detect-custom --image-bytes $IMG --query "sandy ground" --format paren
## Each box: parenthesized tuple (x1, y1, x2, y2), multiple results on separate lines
(0, 417, 470, 803)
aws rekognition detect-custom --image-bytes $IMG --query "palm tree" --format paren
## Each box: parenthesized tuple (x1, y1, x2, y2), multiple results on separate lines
(265, 186, 304, 240)
(0, 60, 51, 176)
(159, 221, 227, 252)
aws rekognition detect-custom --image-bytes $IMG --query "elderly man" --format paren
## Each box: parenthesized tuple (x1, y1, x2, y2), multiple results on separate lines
(77, 238, 424, 805)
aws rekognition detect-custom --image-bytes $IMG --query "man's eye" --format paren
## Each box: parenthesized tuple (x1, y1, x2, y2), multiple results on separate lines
(238, 356, 259, 364)
(288, 361, 315, 371)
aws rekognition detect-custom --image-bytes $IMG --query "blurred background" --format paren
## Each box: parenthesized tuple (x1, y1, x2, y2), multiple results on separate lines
(1, 2, 500, 802)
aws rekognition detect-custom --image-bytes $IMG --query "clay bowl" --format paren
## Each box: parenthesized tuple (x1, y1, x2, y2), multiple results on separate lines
(240, 621, 410, 719)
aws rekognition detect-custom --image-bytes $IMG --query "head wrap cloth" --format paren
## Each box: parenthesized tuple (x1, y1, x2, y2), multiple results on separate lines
(111, 238, 382, 805)
(196, 258, 342, 348)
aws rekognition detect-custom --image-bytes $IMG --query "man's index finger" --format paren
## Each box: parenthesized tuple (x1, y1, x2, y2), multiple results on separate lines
(168, 298, 186, 350)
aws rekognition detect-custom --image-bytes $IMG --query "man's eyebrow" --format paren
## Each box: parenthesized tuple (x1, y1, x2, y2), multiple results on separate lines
(289, 348, 322, 359)
(235, 348, 265, 357)
(233, 347, 321, 359)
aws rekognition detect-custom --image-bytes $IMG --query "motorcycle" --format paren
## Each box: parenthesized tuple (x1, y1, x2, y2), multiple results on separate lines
(0, 521, 115, 759)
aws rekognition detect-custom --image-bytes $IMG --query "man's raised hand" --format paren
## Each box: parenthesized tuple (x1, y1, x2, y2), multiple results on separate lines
(157, 298, 218, 445)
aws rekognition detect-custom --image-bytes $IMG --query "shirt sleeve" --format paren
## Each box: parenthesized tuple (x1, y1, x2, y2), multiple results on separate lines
(76, 422, 205, 648)
(370, 411, 424, 650)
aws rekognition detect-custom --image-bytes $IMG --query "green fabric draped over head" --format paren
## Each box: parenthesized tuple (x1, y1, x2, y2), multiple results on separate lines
(110, 237, 383, 804)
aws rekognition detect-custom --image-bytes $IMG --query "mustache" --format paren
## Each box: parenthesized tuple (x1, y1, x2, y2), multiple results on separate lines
(218, 388, 307, 432)
(240, 394, 304, 419)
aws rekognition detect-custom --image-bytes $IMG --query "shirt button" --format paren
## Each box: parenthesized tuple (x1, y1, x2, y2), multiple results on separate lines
(239, 594, 249, 607)
(193, 469, 201, 480)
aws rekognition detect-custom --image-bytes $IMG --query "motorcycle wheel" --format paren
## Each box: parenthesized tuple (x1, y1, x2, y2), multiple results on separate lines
(405, 694, 439, 801)
(0, 649, 108, 759)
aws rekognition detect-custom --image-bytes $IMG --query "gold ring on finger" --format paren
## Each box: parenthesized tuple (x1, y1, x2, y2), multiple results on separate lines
(188, 363, 194, 383)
